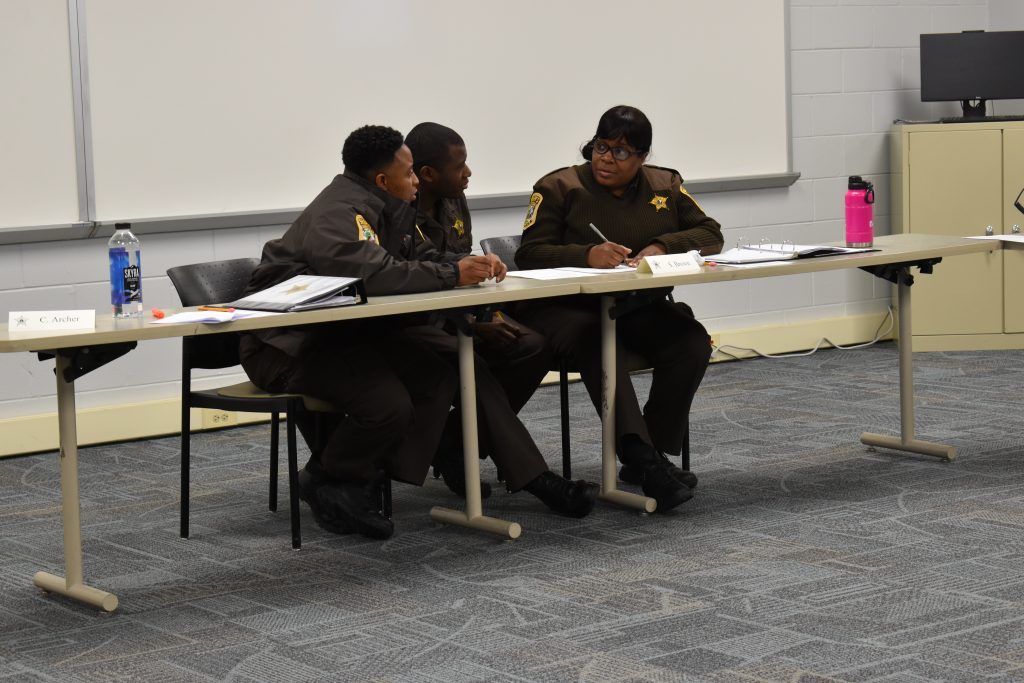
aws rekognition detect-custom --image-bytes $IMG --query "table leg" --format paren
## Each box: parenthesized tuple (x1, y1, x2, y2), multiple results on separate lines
(597, 296, 657, 513)
(32, 353, 119, 612)
(430, 327, 522, 538)
(860, 270, 957, 461)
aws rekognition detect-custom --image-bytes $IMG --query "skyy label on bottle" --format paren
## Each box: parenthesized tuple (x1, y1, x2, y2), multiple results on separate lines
(122, 263, 141, 303)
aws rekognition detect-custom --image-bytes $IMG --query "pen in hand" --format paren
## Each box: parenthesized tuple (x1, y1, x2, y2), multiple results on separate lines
(587, 222, 630, 268)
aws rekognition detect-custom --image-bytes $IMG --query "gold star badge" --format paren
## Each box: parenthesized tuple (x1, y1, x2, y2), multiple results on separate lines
(649, 194, 669, 212)
(285, 283, 310, 295)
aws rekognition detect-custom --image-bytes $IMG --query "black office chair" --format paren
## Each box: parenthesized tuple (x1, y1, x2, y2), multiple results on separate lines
(167, 258, 355, 549)
(480, 235, 683, 478)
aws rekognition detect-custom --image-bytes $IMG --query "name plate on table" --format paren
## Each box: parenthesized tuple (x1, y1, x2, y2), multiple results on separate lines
(636, 252, 703, 276)
(8, 310, 96, 331)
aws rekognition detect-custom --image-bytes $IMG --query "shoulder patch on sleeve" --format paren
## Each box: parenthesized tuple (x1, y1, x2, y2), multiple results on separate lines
(679, 184, 706, 213)
(522, 192, 543, 231)
(355, 214, 380, 244)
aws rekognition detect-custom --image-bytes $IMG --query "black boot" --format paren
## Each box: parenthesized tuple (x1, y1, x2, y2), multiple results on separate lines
(297, 460, 346, 534)
(639, 464, 693, 512)
(524, 471, 599, 518)
(620, 454, 698, 489)
(298, 462, 393, 538)
(619, 436, 694, 512)
(314, 480, 394, 540)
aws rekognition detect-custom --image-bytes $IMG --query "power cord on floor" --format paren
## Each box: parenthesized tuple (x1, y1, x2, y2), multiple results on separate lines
(711, 305, 894, 361)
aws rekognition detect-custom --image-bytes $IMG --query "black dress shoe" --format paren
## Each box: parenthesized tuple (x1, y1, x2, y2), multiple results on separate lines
(620, 454, 698, 489)
(315, 482, 394, 540)
(524, 471, 599, 518)
(433, 448, 492, 500)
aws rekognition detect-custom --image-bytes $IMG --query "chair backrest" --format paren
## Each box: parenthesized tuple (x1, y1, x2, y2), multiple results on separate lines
(167, 258, 261, 370)
(479, 235, 521, 272)
(167, 257, 261, 307)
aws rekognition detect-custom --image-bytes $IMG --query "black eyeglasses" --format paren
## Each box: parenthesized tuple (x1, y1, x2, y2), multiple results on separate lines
(1016, 184, 1024, 216)
(592, 139, 644, 162)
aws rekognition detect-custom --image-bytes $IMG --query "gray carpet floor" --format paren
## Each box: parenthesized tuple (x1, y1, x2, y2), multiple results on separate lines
(2, 343, 1024, 682)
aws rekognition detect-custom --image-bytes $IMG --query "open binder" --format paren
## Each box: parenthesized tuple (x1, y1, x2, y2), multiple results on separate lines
(711, 243, 878, 265)
(227, 274, 367, 312)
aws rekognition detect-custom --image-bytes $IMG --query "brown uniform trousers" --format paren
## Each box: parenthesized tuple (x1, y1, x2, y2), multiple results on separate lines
(239, 321, 456, 486)
(518, 295, 711, 458)
(403, 312, 551, 491)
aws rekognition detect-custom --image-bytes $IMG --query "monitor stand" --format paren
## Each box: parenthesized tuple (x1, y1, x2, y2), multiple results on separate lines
(960, 99, 987, 119)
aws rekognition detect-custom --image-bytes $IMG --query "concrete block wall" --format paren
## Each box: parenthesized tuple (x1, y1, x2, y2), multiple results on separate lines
(0, 0, 1013, 432)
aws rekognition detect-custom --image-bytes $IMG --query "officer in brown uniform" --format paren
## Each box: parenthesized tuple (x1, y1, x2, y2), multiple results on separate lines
(404, 122, 554, 495)
(515, 105, 724, 513)
(241, 126, 597, 538)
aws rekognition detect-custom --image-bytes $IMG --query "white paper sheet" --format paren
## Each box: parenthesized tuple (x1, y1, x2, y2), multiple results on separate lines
(151, 309, 281, 324)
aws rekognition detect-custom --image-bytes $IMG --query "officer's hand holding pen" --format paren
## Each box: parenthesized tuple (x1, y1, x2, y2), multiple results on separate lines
(586, 223, 630, 268)
(455, 253, 507, 286)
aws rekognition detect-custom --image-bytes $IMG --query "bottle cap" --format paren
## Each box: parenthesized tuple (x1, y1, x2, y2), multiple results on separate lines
(114, 222, 131, 229)
(848, 176, 872, 191)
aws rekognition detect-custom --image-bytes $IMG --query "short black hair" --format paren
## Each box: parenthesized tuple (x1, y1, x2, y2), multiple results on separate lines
(341, 125, 405, 177)
(581, 105, 653, 158)
(405, 122, 465, 174)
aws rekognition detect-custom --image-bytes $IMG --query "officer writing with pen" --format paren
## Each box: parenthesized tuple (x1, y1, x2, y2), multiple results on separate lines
(515, 105, 724, 512)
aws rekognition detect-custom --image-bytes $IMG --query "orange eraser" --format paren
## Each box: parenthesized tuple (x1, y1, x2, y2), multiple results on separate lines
(151, 308, 165, 319)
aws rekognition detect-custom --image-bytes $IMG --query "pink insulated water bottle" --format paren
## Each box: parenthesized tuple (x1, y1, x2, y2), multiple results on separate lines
(845, 176, 875, 248)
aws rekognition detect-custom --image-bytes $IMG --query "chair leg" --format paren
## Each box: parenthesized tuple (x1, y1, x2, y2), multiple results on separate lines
(559, 359, 571, 479)
(269, 413, 280, 512)
(180, 405, 191, 539)
(380, 479, 393, 519)
(286, 408, 301, 550)
(681, 418, 691, 471)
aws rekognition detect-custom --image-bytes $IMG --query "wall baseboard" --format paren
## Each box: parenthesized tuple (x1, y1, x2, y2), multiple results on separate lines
(0, 400, 269, 458)
(0, 310, 891, 459)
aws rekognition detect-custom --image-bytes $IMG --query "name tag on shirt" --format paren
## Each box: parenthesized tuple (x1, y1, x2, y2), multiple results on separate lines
(636, 252, 703, 276)
(8, 310, 96, 331)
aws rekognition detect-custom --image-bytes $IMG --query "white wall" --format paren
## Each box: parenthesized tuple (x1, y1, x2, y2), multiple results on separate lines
(990, 0, 1024, 30)
(0, 0, 993, 424)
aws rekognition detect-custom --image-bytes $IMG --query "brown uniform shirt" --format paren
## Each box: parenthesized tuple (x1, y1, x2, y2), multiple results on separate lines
(515, 163, 723, 269)
(415, 195, 473, 256)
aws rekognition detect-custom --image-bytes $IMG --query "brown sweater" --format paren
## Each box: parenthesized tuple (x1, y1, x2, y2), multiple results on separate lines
(515, 163, 723, 269)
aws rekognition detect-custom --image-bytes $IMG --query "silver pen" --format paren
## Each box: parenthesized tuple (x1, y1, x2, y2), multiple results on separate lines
(589, 223, 609, 242)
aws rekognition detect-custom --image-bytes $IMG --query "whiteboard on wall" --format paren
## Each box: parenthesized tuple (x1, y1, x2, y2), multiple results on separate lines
(0, 0, 80, 230)
(84, 0, 789, 222)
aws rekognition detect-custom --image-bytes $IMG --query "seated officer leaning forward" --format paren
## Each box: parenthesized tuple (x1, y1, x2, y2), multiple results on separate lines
(240, 125, 598, 539)
(405, 121, 552, 499)
(514, 105, 724, 513)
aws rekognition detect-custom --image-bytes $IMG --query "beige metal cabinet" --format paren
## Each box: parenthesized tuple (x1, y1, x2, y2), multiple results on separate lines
(892, 121, 1024, 350)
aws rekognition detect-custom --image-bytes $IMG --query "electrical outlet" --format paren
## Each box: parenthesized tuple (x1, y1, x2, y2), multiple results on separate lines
(201, 409, 237, 429)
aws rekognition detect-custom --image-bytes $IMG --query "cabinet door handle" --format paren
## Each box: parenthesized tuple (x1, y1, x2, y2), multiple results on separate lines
(1014, 224, 1021, 235)
(985, 225, 994, 236)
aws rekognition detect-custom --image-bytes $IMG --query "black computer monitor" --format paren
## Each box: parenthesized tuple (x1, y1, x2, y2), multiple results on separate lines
(920, 30, 1024, 118)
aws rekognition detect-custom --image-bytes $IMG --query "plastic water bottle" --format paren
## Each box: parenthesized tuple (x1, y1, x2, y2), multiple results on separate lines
(108, 223, 143, 318)
(845, 176, 875, 248)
